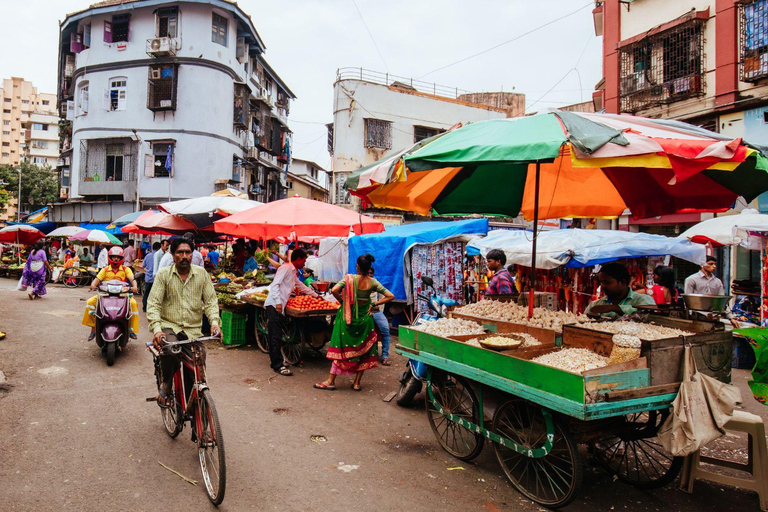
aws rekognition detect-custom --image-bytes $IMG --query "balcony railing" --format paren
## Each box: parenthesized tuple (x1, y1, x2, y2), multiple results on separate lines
(740, 0, 768, 82)
(336, 67, 475, 100)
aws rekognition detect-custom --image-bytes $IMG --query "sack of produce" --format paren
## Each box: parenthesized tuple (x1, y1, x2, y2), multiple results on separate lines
(608, 334, 641, 365)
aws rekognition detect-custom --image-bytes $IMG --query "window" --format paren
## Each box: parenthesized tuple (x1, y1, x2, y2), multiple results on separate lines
(157, 8, 178, 38)
(1, 142, 9, 147)
(233, 82, 249, 128)
(2, 131, 9, 136)
(1, 153, 8, 158)
(77, 82, 89, 116)
(147, 64, 178, 111)
(334, 173, 350, 204)
(413, 125, 443, 143)
(104, 14, 130, 43)
(212, 12, 227, 46)
(618, 18, 705, 113)
(364, 118, 393, 149)
(232, 156, 242, 182)
(741, 0, 768, 81)
(3, 121, 9, 126)
(105, 143, 125, 181)
(151, 142, 173, 177)
(42, 100, 50, 106)
(33, 157, 47, 165)
(2, 110, 8, 114)
(83, 23, 91, 48)
(3, 98, 10, 103)
(31, 141, 49, 149)
(61, 169, 71, 187)
(21, 100, 29, 105)
(104, 77, 127, 111)
(287, 180, 293, 190)
(32, 123, 48, 131)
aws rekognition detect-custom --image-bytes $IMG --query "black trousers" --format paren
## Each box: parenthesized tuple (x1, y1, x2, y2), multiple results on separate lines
(142, 281, 153, 312)
(156, 329, 206, 396)
(265, 305, 284, 371)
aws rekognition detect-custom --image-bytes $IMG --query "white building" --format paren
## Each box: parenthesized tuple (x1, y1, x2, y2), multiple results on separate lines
(328, 68, 525, 206)
(55, 0, 294, 222)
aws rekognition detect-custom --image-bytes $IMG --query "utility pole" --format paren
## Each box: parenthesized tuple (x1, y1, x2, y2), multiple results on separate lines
(16, 167, 22, 222)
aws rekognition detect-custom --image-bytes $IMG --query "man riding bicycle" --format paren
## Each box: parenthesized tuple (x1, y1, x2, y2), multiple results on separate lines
(82, 246, 140, 341)
(146, 237, 221, 406)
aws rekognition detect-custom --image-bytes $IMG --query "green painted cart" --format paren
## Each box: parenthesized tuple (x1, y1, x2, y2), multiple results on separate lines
(396, 324, 733, 508)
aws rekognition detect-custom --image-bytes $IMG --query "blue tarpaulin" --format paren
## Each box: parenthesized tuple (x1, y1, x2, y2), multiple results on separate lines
(79, 222, 124, 236)
(6, 221, 57, 234)
(348, 219, 489, 301)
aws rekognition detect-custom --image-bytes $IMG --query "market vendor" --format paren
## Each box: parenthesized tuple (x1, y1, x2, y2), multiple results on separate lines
(485, 249, 516, 296)
(585, 262, 656, 319)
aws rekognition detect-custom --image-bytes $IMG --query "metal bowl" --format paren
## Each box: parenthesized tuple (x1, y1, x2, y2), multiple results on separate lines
(682, 294, 731, 312)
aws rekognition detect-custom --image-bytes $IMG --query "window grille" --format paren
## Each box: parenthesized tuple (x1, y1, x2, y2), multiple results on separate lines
(414, 125, 443, 143)
(335, 173, 350, 204)
(618, 18, 706, 113)
(152, 142, 173, 177)
(364, 118, 392, 149)
(326, 123, 334, 154)
(80, 138, 137, 182)
(147, 64, 178, 111)
(740, 0, 768, 81)
(233, 82, 250, 128)
(212, 12, 227, 46)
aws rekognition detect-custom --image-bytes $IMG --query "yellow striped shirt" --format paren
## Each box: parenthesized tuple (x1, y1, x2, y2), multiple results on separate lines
(147, 264, 220, 338)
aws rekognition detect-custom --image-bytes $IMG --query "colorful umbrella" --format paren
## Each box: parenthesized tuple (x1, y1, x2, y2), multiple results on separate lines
(69, 229, 122, 245)
(213, 196, 386, 240)
(46, 226, 87, 238)
(211, 188, 248, 199)
(122, 210, 199, 236)
(352, 111, 768, 220)
(680, 209, 768, 247)
(0, 225, 45, 245)
(110, 210, 154, 227)
(159, 196, 262, 217)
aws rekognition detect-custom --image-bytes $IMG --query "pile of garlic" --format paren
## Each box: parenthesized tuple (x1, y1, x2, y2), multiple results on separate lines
(454, 300, 589, 333)
(532, 348, 609, 373)
(574, 321, 694, 340)
(410, 318, 485, 337)
(465, 333, 542, 349)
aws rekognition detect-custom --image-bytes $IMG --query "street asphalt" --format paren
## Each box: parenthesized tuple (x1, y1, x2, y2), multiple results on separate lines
(0, 277, 766, 511)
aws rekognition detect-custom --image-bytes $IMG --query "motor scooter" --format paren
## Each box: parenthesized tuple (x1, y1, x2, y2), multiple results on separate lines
(396, 276, 458, 406)
(94, 279, 134, 366)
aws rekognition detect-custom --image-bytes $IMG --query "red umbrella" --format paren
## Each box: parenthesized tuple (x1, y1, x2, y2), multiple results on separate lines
(213, 196, 385, 240)
(0, 225, 45, 245)
(122, 211, 199, 235)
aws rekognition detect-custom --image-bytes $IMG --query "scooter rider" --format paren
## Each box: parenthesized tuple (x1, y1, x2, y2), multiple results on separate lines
(81, 246, 140, 341)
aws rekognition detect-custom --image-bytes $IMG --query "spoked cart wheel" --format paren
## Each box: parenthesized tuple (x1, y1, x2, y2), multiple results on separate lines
(425, 369, 484, 461)
(61, 267, 83, 288)
(492, 399, 582, 509)
(254, 308, 270, 354)
(279, 317, 302, 365)
(591, 409, 683, 489)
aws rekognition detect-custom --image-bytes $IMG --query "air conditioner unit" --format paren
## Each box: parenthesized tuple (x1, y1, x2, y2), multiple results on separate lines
(150, 68, 162, 80)
(146, 37, 175, 57)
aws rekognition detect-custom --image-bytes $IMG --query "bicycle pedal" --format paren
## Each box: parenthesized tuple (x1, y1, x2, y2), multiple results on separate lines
(146, 397, 158, 402)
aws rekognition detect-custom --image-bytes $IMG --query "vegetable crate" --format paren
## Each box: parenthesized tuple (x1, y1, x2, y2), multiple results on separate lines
(221, 310, 247, 346)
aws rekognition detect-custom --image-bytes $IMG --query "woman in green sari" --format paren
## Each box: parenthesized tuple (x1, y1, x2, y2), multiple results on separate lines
(314, 254, 394, 391)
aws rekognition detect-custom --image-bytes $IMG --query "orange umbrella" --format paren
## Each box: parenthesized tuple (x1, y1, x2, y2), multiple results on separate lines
(122, 211, 199, 235)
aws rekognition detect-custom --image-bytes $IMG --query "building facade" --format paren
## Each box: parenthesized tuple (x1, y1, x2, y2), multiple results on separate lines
(0, 77, 58, 167)
(327, 68, 525, 206)
(56, 0, 294, 222)
(287, 158, 329, 202)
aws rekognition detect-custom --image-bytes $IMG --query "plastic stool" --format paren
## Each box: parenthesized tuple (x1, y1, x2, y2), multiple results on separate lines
(680, 410, 768, 511)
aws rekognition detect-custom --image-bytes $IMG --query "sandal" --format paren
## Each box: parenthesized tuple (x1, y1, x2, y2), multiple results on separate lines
(156, 392, 172, 409)
(313, 381, 336, 391)
(276, 366, 293, 376)
(0, 331, 5, 340)
(87, 333, 96, 341)
(28, 292, 34, 300)
(380, 357, 391, 366)
(352, 384, 362, 392)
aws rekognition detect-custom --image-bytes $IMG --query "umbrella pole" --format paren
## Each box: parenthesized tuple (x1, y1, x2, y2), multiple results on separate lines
(529, 162, 541, 319)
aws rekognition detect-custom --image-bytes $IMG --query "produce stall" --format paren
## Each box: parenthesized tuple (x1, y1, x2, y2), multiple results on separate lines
(396, 314, 733, 507)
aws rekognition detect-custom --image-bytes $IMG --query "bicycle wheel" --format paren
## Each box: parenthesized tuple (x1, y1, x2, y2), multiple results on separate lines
(197, 389, 226, 505)
(426, 370, 484, 461)
(161, 378, 183, 439)
(254, 308, 270, 354)
(61, 268, 82, 288)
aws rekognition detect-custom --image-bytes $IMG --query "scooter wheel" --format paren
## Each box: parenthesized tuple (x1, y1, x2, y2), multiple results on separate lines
(396, 372, 422, 407)
(106, 342, 116, 366)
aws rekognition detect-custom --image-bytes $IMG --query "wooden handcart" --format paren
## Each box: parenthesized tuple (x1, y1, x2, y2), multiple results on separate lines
(247, 297, 337, 365)
(396, 316, 733, 508)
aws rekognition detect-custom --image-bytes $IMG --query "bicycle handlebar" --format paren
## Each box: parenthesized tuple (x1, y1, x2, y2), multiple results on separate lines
(145, 335, 221, 355)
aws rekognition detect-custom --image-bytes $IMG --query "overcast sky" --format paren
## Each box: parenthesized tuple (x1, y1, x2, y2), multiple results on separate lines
(0, 0, 601, 171)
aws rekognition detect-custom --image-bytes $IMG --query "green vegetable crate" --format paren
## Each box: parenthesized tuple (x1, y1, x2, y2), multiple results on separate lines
(221, 310, 247, 346)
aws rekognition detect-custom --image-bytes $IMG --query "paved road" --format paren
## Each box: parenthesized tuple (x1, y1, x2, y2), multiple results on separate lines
(0, 277, 765, 511)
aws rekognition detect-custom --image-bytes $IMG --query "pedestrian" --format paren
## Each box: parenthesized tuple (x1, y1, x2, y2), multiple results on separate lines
(80, 247, 94, 266)
(485, 249, 516, 297)
(154, 239, 169, 275)
(19, 241, 52, 300)
(684, 255, 725, 295)
(368, 266, 392, 365)
(243, 248, 258, 274)
(97, 244, 109, 269)
(264, 249, 319, 376)
(649, 265, 678, 305)
(142, 242, 160, 312)
(158, 233, 204, 270)
(207, 245, 220, 268)
(314, 254, 394, 391)
(123, 242, 136, 266)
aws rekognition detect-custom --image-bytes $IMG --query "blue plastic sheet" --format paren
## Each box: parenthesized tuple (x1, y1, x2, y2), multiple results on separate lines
(348, 219, 489, 301)
(79, 222, 124, 236)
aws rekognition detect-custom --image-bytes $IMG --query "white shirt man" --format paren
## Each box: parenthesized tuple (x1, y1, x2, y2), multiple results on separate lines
(97, 247, 109, 269)
(684, 257, 725, 295)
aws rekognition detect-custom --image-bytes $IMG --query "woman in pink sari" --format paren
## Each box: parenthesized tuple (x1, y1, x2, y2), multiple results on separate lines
(314, 254, 394, 391)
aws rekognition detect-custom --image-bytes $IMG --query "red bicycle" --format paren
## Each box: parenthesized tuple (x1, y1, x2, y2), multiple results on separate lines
(147, 336, 226, 505)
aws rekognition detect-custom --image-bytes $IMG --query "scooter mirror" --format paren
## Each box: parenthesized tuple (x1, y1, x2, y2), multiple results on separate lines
(421, 276, 434, 288)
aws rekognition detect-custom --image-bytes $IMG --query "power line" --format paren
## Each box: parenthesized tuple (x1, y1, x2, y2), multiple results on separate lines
(418, 1, 593, 79)
(352, 0, 389, 73)
(526, 35, 594, 113)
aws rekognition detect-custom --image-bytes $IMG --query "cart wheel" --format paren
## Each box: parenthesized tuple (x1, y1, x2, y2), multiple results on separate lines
(492, 399, 582, 509)
(591, 410, 683, 489)
(425, 370, 484, 461)
(254, 308, 270, 354)
(280, 317, 302, 365)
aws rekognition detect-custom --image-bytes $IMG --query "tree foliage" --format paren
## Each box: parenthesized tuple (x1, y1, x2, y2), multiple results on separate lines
(0, 162, 59, 212)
